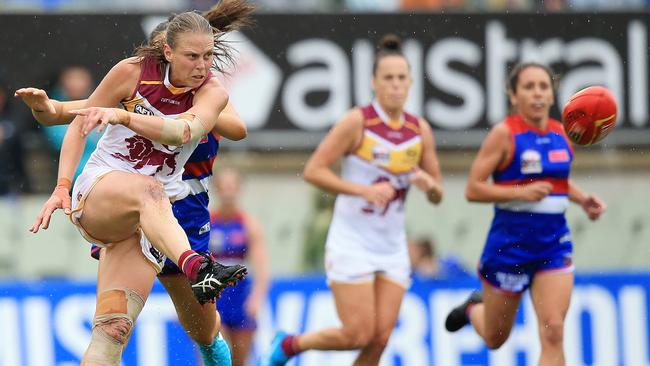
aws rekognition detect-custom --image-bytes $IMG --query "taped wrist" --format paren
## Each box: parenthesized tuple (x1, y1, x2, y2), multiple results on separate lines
(160, 113, 207, 146)
(56, 177, 72, 190)
(112, 108, 131, 127)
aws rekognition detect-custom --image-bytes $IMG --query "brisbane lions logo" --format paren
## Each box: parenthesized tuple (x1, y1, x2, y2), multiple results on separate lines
(361, 176, 408, 216)
(111, 136, 179, 175)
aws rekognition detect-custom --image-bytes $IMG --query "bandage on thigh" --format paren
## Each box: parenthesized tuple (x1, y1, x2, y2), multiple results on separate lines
(81, 288, 145, 366)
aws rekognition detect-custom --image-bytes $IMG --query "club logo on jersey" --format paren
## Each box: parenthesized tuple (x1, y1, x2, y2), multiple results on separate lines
(371, 145, 391, 166)
(520, 149, 542, 174)
(548, 149, 570, 163)
(361, 176, 406, 215)
(134, 104, 154, 116)
(111, 136, 179, 175)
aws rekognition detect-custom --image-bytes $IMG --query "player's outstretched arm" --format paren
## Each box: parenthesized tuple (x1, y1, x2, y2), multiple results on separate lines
(15, 88, 86, 126)
(70, 78, 229, 146)
(16, 86, 246, 143)
(30, 59, 138, 233)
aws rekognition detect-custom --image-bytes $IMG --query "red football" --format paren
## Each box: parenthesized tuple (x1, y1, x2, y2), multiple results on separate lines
(562, 86, 617, 146)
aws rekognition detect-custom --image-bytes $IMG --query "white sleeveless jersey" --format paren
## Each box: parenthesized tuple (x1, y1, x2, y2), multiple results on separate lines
(84, 59, 211, 201)
(326, 101, 423, 255)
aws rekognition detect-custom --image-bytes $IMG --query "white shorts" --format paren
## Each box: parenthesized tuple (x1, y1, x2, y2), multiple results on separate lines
(70, 165, 166, 272)
(324, 244, 412, 289)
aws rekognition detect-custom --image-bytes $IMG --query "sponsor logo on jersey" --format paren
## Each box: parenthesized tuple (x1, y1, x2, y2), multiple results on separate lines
(160, 97, 181, 105)
(520, 149, 542, 174)
(549, 149, 570, 163)
(387, 130, 403, 140)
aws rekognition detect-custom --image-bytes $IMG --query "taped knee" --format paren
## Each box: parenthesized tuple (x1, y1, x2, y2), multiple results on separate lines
(82, 288, 145, 365)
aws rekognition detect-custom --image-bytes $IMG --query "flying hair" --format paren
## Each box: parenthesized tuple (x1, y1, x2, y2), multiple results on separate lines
(134, 0, 255, 74)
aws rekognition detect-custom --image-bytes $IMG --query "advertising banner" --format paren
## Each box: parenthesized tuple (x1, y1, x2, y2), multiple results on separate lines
(0, 14, 648, 148)
(1, 273, 649, 365)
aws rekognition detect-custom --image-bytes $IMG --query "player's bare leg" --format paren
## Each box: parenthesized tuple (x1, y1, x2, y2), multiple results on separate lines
(353, 276, 405, 366)
(159, 274, 220, 344)
(224, 328, 255, 366)
(297, 282, 376, 351)
(468, 284, 521, 349)
(159, 274, 232, 365)
(79, 171, 190, 263)
(79, 171, 246, 303)
(530, 272, 573, 366)
(81, 234, 155, 365)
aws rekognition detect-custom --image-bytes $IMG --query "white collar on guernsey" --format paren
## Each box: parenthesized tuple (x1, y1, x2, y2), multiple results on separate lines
(164, 64, 192, 94)
(372, 100, 404, 125)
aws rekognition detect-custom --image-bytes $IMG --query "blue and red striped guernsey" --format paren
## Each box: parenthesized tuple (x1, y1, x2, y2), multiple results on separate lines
(493, 114, 573, 215)
(182, 132, 220, 208)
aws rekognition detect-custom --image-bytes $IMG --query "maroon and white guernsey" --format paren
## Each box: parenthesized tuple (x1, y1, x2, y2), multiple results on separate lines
(84, 57, 212, 200)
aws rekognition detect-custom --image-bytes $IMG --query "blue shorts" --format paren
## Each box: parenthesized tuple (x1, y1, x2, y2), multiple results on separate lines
(478, 210, 574, 294)
(91, 194, 211, 274)
(216, 277, 257, 330)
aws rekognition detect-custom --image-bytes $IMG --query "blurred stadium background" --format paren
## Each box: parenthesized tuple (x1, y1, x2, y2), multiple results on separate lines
(1, 0, 650, 365)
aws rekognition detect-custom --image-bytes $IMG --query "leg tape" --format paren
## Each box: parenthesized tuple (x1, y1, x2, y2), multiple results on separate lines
(81, 288, 145, 365)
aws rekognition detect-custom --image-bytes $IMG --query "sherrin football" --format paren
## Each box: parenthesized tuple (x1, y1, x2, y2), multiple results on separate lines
(562, 86, 617, 146)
